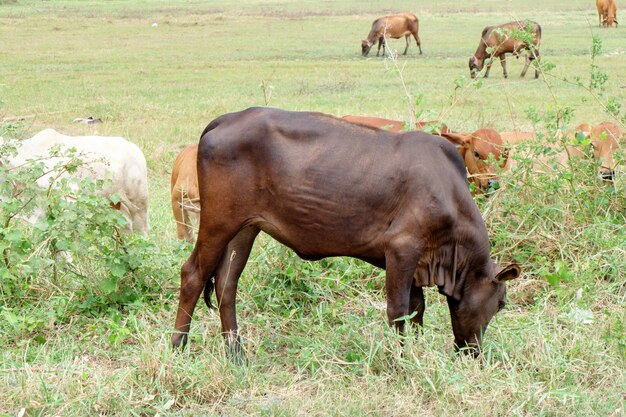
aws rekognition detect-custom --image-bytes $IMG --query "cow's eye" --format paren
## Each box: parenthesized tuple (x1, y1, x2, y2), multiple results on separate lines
(498, 301, 506, 312)
(474, 150, 481, 159)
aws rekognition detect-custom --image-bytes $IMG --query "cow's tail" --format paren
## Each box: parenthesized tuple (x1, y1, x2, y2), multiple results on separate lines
(203, 274, 215, 309)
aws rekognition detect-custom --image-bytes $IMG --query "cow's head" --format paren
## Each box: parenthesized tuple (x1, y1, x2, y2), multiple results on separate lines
(361, 40, 372, 57)
(448, 263, 521, 355)
(442, 129, 508, 191)
(605, 14, 618, 27)
(469, 55, 483, 78)
(589, 123, 622, 181)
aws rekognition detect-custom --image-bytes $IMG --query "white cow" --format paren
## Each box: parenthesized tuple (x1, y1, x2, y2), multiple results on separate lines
(2, 128, 149, 235)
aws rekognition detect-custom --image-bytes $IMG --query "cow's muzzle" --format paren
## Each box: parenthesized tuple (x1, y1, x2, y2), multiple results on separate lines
(599, 167, 614, 181)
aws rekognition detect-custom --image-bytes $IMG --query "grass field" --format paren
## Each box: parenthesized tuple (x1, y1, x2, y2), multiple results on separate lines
(1, 0, 625, 416)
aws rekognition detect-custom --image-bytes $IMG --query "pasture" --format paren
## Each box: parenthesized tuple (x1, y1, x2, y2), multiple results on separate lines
(1, 0, 625, 415)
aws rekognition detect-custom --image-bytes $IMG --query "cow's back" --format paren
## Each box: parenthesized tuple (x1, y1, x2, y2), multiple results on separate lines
(198, 108, 477, 261)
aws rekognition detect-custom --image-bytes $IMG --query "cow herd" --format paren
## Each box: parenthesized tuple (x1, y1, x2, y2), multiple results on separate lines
(1, 3, 622, 358)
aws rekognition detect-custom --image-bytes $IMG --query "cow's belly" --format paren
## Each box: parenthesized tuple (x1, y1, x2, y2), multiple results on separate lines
(253, 213, 387, 262)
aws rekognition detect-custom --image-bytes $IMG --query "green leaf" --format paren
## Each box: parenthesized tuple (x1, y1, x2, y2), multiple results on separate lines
(100, 277, 118, 294)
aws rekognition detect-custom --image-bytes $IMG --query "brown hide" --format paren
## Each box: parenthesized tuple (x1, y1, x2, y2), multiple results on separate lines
(500, 131, 537, 145)
(361, 13, 422, 57)
(170, 145, 200, 242)
(597, 0, 619, 27)
(469, 20, 542, 79)
(172, 107, 521, 356)
(341, 115, 452, 134)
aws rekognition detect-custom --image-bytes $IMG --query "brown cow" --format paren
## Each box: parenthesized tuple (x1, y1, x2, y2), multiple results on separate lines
(341, 115, 452, 134)
(172, 107, 521, 357)
(469, 20, 542, 79)
(361, 13, 423, 57)
(597, 0, 619, 27)
(171, 145, 200, 242)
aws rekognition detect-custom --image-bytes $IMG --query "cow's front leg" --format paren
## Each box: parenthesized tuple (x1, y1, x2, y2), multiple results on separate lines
(484, 60, 493, 78)
(385, 238, 420, 334)
(409, 284, 425, 330)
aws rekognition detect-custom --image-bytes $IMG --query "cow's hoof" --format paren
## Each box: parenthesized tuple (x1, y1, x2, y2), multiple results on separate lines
(172, 332, 188, 349)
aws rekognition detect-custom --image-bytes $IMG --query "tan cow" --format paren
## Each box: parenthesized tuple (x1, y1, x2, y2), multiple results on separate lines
(504, 123, 623, 180)
(597, 0, 619, 27)
(361, 13, 422, 57)
(586, 122, 623, 180)
(442, 129, 509, 190)
(171, 145, 199, 242)
(469, 20, 542, 79)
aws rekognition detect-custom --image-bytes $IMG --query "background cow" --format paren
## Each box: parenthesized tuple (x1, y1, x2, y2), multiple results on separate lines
(503, 123, 622, 180)
(469, 20, 542, 79)
(3, 129, 149, 235)
(170, 145, 199, 242)
(172, 107, 521, 356)
(597, 0, 619, 27)
(341, 115, 452, 134)
(361, 13, 422, 57)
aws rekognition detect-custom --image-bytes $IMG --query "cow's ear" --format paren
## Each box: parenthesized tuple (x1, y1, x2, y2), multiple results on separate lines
(441, 132, 470, 150)
(494, 263, 521, 282)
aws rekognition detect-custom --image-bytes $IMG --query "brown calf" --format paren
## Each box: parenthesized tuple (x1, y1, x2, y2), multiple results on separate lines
(361, 13, 422, 57)
(469, 20, 542, 79)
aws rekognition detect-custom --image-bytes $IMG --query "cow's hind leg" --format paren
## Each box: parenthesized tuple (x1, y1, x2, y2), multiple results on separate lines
(172, 190, 193, 241)
(403, 34, 410, 55)
(413, 32, 423, 54)
(385, 237, 420, 335)
(212, 225, 260, 358)
(172, 228, 238, 348)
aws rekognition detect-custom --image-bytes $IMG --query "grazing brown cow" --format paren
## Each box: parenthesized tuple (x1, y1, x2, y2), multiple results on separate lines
(597, 0, 619, 27)
(341, 115, 452, 134)
(172, 107, 521, 356)
(361, 13, 423, 57)
(469, 20, 542, 79)
(171, 145, 200, 242)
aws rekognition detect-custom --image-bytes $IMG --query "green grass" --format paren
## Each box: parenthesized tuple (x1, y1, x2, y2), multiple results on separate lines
(1, 0, 625, 416)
